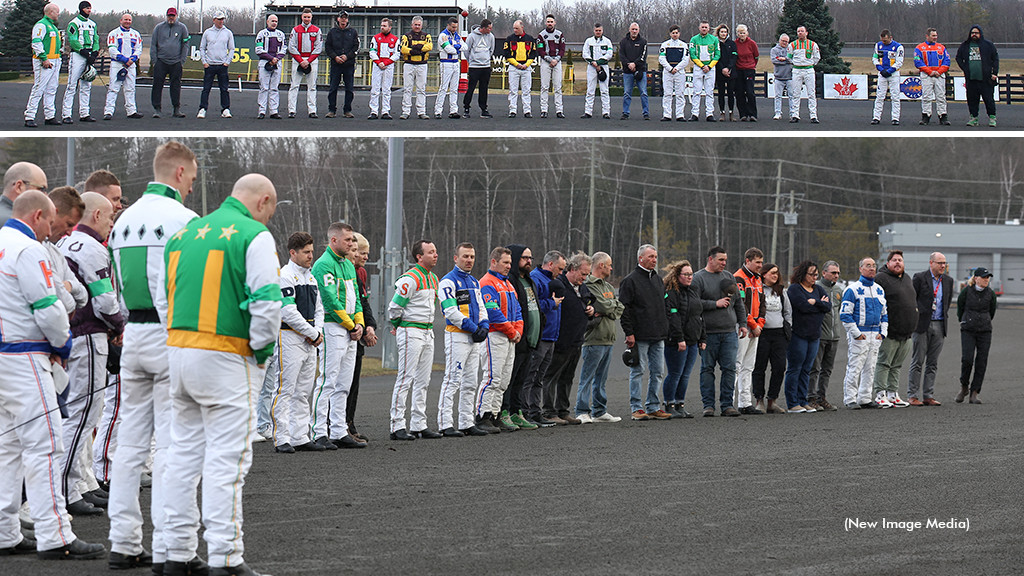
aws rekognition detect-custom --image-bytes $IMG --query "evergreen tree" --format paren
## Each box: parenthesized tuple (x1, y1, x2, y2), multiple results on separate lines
(776, 0, 850, 74)
(0, 137, 57, 171)
(0, 0, 47, 58)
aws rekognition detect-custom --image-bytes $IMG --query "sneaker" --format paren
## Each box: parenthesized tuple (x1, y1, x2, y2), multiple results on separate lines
(966, 116, 978, 126)
(344, 112, 354, 118)
(510, 410, 538, 430)
(788, 406, 806, 413)
(257, 113, 265, 119)
(288, 112, 296, 118)
(874, 393, 893, 408)
(556, 112, 565, 118)
(846, 402, 861, 410)
(889, 392, 909, 407)
(577, 413, 593, 424)
(661, 116, 672, 122)
(221, 109, 232, 118)
(805, 401, 821, 412)
(475, 414, 500, 434)
(103, 113, 112, 120)
(508, 112, 516, 118)
(418, 113, 430, 119)
(540, 111, 548, 118)
(368, 113, 378, 119)
(197, 108, 206, 119)
(773, 113, 781, 120)
(648, 409, 673, 420)
(326, 111, 338, 118)
(602, 113, 611, 119)
(989, 115, 997, 127)
(172, 108, 185, 118)
(620, 113, 629, 120)
(533, 416, 557, 428)
(592, 413, 621, 423)
(381, 113, 393, 120)
(497, 410, 520, 431)
(870, 118, 880, 125)
(891, 119, 900, 126)
(817, 398, 837, 411)
(399, 114, 409, 120)
(480, 110, 492, 118)
(643, 113, 650, 120)
(631, 410, 650, 421)
(448, 112, 461, 119)
(801, 405, 817, 413)
(309, 112, 318, 119)
(463, 107, 471, 117)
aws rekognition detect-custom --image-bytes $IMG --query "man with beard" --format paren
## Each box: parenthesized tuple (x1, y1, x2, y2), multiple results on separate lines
(871, 250, 915, 408)
(502, 244, 541, 429)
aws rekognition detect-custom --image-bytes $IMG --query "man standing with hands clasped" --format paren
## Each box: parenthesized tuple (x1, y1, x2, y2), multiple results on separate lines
(620, 245, 673, 421)
(536, 14, 566, 118)
(907, 253, 953, 406)
(197, 11, 235, 119)
(255, 14, 286, 119)
(325, 11, 359, 119)
(581, 23, 614, 119)
(619, 22, 649, 120)
(841, 258, 888, 409)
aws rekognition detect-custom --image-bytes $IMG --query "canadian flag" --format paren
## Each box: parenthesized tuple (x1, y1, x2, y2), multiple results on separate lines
(824, 74, 868, 99)
(833, 77, 858, 96)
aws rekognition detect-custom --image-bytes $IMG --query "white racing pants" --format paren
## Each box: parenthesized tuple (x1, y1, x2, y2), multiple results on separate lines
(402, 63, 427, 116)
(389, 326, 434, 433)
(873, 72, 901, 121)
(369, 63, 394, 115)
(0, 352, 76, 550)
(508, 65, 532, 114)
(257, 64, 281, 115)
(25, 58, 60, 121)
(288, 59, 318, 115)
(843, 334, 882, 406)
(164, 348, 261, 568)
(61, 333, 107, 506)
(476, 331, 515, 417)
(311, 323, 357, 441)
(662, 68, 686, 118)
(61, 51, 93, 119)
(92, 372, 120, 485)
(108, 323, 172, 562)
(434, 61, 460, 115)
(269, 330, 318, 447)
(539, 60, 563, 114)
(437, 331, 483, 431)
(585, 64, 610, 115)
(104, 62, 138, 116)
(734, 334, 758, 409)
(692, 67, 715, 117)
(791, 68, 817, 119)
(920, 74, 946, 116)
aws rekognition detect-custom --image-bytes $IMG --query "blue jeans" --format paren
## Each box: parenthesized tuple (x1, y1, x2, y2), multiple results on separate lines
(700, 331, 738, 410)
(784, 334, 820, 408)
(628, 340, 664, 413)
(622, 71, 649, 116)
(576, 344, 612, 417)
(663, 342, 699, 404)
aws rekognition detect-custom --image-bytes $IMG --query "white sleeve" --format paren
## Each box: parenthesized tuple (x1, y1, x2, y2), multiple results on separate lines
(245, 231, 282, 353)
(279, 271, 318, 341)
(18, 245, 71, 348)
(388, 275, 418, 321)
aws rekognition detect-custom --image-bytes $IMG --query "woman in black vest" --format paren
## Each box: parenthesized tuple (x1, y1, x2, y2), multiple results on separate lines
(956, 267, 997, 404)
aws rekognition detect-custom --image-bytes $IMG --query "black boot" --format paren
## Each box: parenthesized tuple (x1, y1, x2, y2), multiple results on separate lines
(939, 113, 950, 125)
(920, 113, 930, 125)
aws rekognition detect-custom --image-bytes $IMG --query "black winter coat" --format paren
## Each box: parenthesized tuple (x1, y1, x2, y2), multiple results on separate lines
(875, 265, 918, 340)
(325, 25, 359, 65)
(619, 266, 669, 341)
(665, 285, 706, 345)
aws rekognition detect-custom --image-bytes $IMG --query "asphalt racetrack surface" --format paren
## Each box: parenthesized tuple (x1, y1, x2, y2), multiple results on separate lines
(8, 308, 1024, 575)
(6, 81, 1024, 132)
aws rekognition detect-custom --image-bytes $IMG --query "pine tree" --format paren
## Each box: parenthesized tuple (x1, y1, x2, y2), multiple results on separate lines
(776, 0, 850, 74)
(0, 0, 47, 58)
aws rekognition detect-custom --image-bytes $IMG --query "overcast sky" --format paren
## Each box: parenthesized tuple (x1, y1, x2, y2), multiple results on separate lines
(53, 0, 540, 16)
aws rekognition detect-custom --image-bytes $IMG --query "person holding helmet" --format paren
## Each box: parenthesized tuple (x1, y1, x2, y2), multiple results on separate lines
(61, 1, 100, 124)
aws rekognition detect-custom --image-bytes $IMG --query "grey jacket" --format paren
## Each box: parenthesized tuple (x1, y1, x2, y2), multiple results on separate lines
(463, 26, 494, 68)
(692, 269, 746, 334)
(151, 20, 190, 65)
(770, 43, 792, 81)
(0, 195, 12, 224)
(816, 277, 844, 340)
(200, 25, 235, 66)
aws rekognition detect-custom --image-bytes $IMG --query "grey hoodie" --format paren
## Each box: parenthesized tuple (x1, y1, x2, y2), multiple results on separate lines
(770, 43, 792, 81)
(692, 269, 747, 334)
(463, 25, 494, 68)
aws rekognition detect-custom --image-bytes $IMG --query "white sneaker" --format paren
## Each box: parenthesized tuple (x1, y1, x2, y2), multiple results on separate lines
(773, 113, 782, 120)
(19, 501, 33, 530)
(197, 108, 206, 119)
(139, 472, 152, 487)
(577, 413, 594, 424)
(875, 392, 893, 408)
(221, 108, 232, 118)
(889, 391, 909, 407)
(593, 413, 621, 423)
(788, 406, 806, 413)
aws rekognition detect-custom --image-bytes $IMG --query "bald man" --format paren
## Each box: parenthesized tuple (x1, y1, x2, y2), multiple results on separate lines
(0, 191, 106, 559)
(24, 3, 63, 127)
(107, 141, 200, 572)
(162, 174, 280, 576)
(56, 192, 124, 517)
(1, 162, 48, 223)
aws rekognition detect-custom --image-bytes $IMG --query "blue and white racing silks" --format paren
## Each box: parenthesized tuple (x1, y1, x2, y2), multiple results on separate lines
(439, 266, 487, 334)
(437, 28, 462, 63)
(873, 40, 904, 75)
(840, 275, 888, 338)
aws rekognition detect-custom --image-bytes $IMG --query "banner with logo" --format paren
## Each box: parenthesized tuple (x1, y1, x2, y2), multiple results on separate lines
(824, 74, 868, 99)
(900, 76, 922, 99)
(952, 76, 1000, 101)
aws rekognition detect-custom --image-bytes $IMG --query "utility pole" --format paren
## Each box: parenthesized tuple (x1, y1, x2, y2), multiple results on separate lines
(588, 140, 596, 254)
(787, 189, 796, 274)
(66, 138, 75, 186)
(652, 200, 658, 249)
(382, 137, 405, 369)
(770, 160, 781, 263)
(200, 160, 208, 216)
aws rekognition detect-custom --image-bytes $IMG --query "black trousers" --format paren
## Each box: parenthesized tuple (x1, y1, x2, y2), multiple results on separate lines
(151, 59, 182, 111)
(464, 67, 491, 112)
(966, 79, 996, 117)
(716, 70, 734, 112)
(327, 63, 355, 113)
(753, 327, 786, 400)
(960, 330, 991, 392)
(542, 346, 582, 417)
(733, 69, 757, 118)
(503, 342, 532, 413)
(200, 64, 230, 111)
(347, 350, 363, 427)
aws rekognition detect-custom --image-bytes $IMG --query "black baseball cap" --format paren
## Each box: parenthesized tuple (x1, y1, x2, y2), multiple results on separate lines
(973, 267, 993, 278)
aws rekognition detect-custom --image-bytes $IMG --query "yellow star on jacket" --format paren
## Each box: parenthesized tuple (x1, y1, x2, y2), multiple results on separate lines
(219, 224, 238, 240)
(194, 224, 212, 239)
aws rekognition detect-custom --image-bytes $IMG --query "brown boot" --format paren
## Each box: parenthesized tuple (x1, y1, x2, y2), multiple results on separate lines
(766, 399, 786, 414)
(955, 386, 968, 403)
(969, 391, 982, 404)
